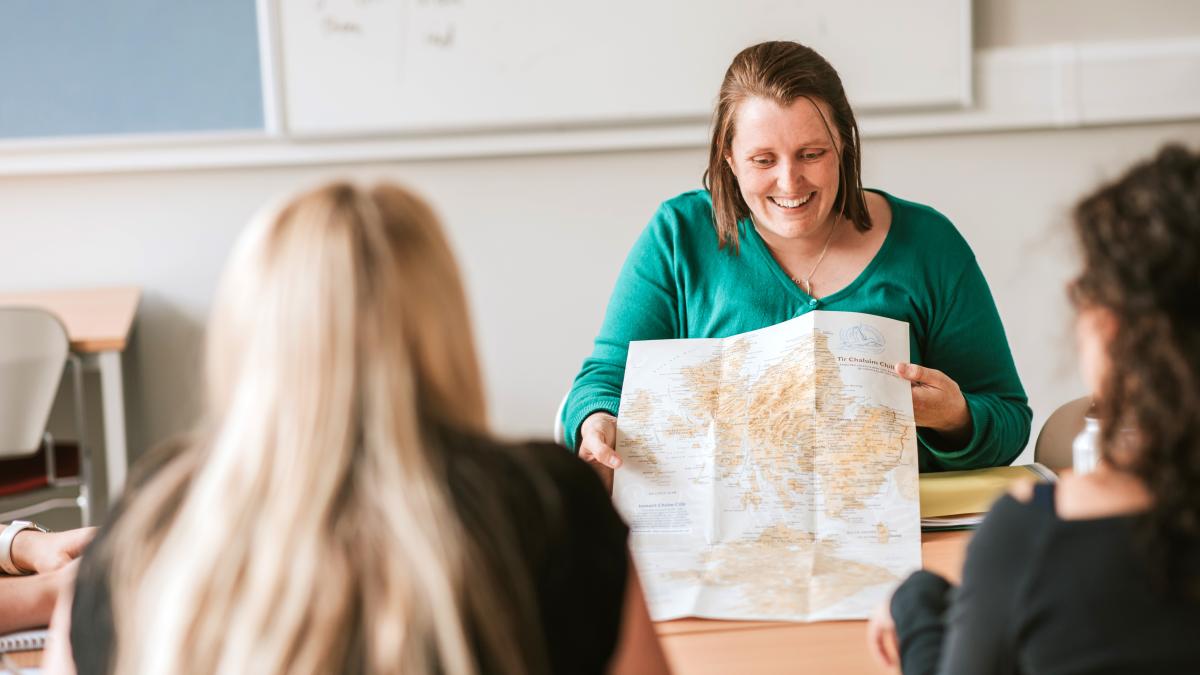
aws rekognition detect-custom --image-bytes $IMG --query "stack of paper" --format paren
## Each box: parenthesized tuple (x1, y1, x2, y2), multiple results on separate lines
(919, 463, 1057, 531)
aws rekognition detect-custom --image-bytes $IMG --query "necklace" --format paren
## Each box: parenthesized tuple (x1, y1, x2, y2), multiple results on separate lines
(789, 218, 840, 298)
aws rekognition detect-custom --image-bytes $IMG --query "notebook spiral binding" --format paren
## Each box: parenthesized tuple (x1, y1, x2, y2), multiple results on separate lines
(0, 629, 46, 653)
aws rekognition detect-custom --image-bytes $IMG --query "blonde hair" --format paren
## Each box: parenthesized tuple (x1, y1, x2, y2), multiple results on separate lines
(103, 182, 544, 674)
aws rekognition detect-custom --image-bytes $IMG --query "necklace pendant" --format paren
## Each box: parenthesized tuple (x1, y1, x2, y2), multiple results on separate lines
(789, 275, 815, 298)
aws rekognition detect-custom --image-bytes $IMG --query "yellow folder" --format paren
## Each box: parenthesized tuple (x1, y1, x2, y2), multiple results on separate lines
(919, 463, 1057, 519)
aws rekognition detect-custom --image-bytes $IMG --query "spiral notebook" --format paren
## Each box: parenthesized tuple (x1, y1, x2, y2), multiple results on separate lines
(0, 628, 46, 653)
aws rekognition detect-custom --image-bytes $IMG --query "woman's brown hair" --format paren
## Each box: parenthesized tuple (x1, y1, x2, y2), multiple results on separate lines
(1070, 143, 1200, 598)
(704, 41, 871, 251)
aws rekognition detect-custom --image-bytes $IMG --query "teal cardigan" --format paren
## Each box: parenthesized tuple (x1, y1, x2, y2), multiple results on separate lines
(563, 189, 1031, 472)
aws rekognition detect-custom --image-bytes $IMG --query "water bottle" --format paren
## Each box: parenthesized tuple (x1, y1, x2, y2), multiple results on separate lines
(1072, 406, 1101, 475)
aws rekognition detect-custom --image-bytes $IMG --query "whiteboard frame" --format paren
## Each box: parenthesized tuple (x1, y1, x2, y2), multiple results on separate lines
(956, 0, 974, 111)
(256, 0, 286, 137)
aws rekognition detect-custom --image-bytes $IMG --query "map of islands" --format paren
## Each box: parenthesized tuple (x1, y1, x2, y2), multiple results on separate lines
(613, 310, 921, 622)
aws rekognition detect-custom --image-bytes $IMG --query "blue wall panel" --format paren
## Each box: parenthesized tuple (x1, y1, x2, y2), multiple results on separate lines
(0, 0, 263, 139)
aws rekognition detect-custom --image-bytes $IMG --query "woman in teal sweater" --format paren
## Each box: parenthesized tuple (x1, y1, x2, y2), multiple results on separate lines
(563, 41, 1030, 482)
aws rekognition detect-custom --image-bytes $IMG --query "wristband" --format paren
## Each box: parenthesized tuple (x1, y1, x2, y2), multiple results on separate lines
(0, 520, 49, 575)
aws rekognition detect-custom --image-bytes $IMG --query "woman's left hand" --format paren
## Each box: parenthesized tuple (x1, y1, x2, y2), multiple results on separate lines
(865, 598, 900, 670)
(895, 363, 972, 442)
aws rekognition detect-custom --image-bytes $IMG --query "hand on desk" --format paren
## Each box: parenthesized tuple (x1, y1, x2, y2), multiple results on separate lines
(866, 599, 900, 670)
(42, 560, 81, 675)
(11, 527, 96, 575)
(579, 412, 620, 493)
(0, 557, 82, 635)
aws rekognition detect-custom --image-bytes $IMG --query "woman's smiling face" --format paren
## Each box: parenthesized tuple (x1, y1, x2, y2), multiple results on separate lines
(726, 96, 842, 241)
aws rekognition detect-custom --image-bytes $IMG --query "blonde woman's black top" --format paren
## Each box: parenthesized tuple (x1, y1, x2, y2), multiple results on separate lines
(70, 430, 630, 675)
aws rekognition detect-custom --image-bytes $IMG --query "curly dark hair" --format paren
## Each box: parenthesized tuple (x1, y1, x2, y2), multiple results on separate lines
(1070, 143, 1200, 598)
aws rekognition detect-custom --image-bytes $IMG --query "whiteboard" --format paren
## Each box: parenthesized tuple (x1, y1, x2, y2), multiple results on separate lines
(276, 0, 967, 137)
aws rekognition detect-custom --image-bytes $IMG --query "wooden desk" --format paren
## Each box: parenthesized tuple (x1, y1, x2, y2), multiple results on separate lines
(0, 287, 141, 506)
(656, 531, 970, 674)
(4, 649, 39, 670)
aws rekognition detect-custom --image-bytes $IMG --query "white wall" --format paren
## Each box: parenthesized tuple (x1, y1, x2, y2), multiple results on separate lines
(976, 0, 1200, 47)
(3, 2, 1198, 501)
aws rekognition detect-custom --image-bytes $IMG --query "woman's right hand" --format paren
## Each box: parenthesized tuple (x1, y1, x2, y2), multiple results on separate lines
(578, 412, 622, 492)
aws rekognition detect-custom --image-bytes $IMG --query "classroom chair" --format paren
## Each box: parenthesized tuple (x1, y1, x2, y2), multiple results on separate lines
(0, 307, 92, 525)
(1033, 396, 1091, 472)
(553, 392, 568, 446)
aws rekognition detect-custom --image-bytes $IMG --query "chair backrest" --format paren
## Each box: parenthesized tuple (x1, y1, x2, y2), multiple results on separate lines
(0, 307, 70, 458)
(1034, 396, 1092, 472)
(553, 392, 568, 446)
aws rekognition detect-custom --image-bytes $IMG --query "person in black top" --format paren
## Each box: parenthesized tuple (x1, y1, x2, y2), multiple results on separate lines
(52, 182, 671, 675)
(867, 144, 1200, 674)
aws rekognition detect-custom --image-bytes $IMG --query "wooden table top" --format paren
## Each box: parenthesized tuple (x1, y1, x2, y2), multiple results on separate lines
(655, 530, 970, 674)
(0, 286, 141, 352)
(5, 649, 38, 669)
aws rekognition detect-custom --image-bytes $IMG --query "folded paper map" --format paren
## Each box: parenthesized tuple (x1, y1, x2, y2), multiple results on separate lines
(613, 310, 922, 622)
